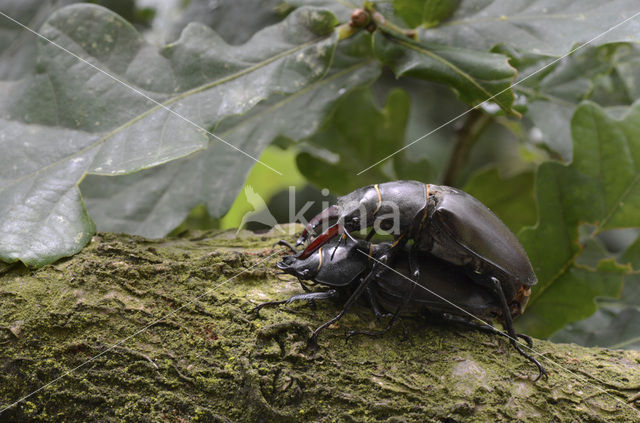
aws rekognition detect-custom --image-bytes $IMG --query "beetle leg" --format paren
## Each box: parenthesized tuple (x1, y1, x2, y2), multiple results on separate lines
(330, 233, 346, 260)
(408, 244, 420, 281)
(365, 228, 376, 242)
(329, 227, 358, 260)
(348, 283, 416, 339)
(488, 277, 548, 381)
(346, 315, 399, 339)
(296, 276, 313, 293)
(365, 285, 393, 321)
(443, 315, 534, 347)
(307, 237, 404, 348)
(307, 260, 385, 349)
(253, 289, 339, 315)
(390, 232, 409, 251)
(517, 333, 534, 348)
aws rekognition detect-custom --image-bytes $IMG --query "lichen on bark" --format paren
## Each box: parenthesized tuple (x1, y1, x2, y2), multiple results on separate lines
(1, 227, 639, 422)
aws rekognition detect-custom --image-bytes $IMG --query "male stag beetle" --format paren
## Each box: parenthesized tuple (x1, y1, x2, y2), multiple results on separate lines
(256, 236, 545, 380)
(295, 181, 546, 379)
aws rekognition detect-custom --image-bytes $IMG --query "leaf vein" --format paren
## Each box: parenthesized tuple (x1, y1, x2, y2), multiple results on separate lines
(0, 37, 327, 192)
(391, 38, 510, 110)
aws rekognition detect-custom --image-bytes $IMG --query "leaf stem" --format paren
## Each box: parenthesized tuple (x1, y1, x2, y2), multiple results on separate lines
(442, 110, 493, 186)
(337, 23, 359, 40)
(364, 4, 417, 40)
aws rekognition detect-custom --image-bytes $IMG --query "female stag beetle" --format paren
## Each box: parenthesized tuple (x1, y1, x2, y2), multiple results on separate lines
(295, 181, 545, 379)
(256, 236, 545, 380)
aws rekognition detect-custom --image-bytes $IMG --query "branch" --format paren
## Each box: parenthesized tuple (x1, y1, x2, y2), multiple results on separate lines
(0, 228, 639, 422)
(442, 109, 492, 186)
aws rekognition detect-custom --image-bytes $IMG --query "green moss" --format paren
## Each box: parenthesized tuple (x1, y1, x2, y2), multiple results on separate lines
(1, 228, 640, 421)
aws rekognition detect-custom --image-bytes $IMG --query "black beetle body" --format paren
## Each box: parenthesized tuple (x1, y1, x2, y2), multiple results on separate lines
(297, 181, 428, 251)
(297, 181, 536, 316)
(277, 239, 368, 288)
(266, 237, 543, 378)
(278, 237, 501, 320)
(371, 251, 502, 321)
(420, 185, 536, 317)
(294, 181, 545, 379)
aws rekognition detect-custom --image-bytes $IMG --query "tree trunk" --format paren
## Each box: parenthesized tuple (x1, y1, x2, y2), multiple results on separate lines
(1, 227, 639, 422)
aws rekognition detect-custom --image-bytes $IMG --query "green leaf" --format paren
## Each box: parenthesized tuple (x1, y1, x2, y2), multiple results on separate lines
(169, 0, 290, 44)
(379, 75, 468, 180)
(394, 0, 460, 28)
(0, 4, 341, 265)
(284, 0, 354, 22)
(419, 0, 640, 57)
(551, 304, 640, 349)
(0, 0, 147, 80)
(622, 233, 640, 269)
(218, 146, 307, 230)
(79, 32, 381, 237)
(462, 167, 536, 233)
(1, 1, 61, 79)
(518, 260, 626, 339)
(551, 233, 640, 349)
(517, 43, 640, 161)
(516, 101, 640, 338)
(373, 31, 518, 115)
(296, 86, 434, 194)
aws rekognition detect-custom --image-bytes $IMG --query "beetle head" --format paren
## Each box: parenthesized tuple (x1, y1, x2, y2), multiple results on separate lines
(339, 209, 365, 233)
(276, 253, 321, 280)
(337, 186, 380, 233)
(277, 237, 370, 288)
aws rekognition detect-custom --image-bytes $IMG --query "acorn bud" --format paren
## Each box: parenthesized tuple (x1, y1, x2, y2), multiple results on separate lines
(350, 9, 369, 28)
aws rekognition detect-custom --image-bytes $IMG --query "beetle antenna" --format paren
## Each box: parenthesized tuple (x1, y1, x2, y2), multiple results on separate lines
(274, 240, 298, 254)
(330, 233, 346, 260)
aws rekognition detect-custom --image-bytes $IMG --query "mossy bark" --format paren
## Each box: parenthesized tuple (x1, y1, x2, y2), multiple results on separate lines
(1, 227, 639, 422)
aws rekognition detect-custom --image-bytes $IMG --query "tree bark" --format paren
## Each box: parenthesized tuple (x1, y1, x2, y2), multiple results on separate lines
(1, 227, 639, 422)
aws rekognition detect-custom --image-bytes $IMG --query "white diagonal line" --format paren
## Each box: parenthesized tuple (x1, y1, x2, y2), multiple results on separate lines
(358, 250, 640, 415)
(0, 249, 281, 415)
(357, 9, 640, 175)
(0, 11, 282, 176)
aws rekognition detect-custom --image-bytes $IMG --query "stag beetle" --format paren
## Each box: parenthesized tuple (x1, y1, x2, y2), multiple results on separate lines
(295, 181, 543, 378)
(257, 237, 546, 380)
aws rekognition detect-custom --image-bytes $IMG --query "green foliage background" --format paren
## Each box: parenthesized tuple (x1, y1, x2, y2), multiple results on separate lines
(1, 0, 640, 348)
